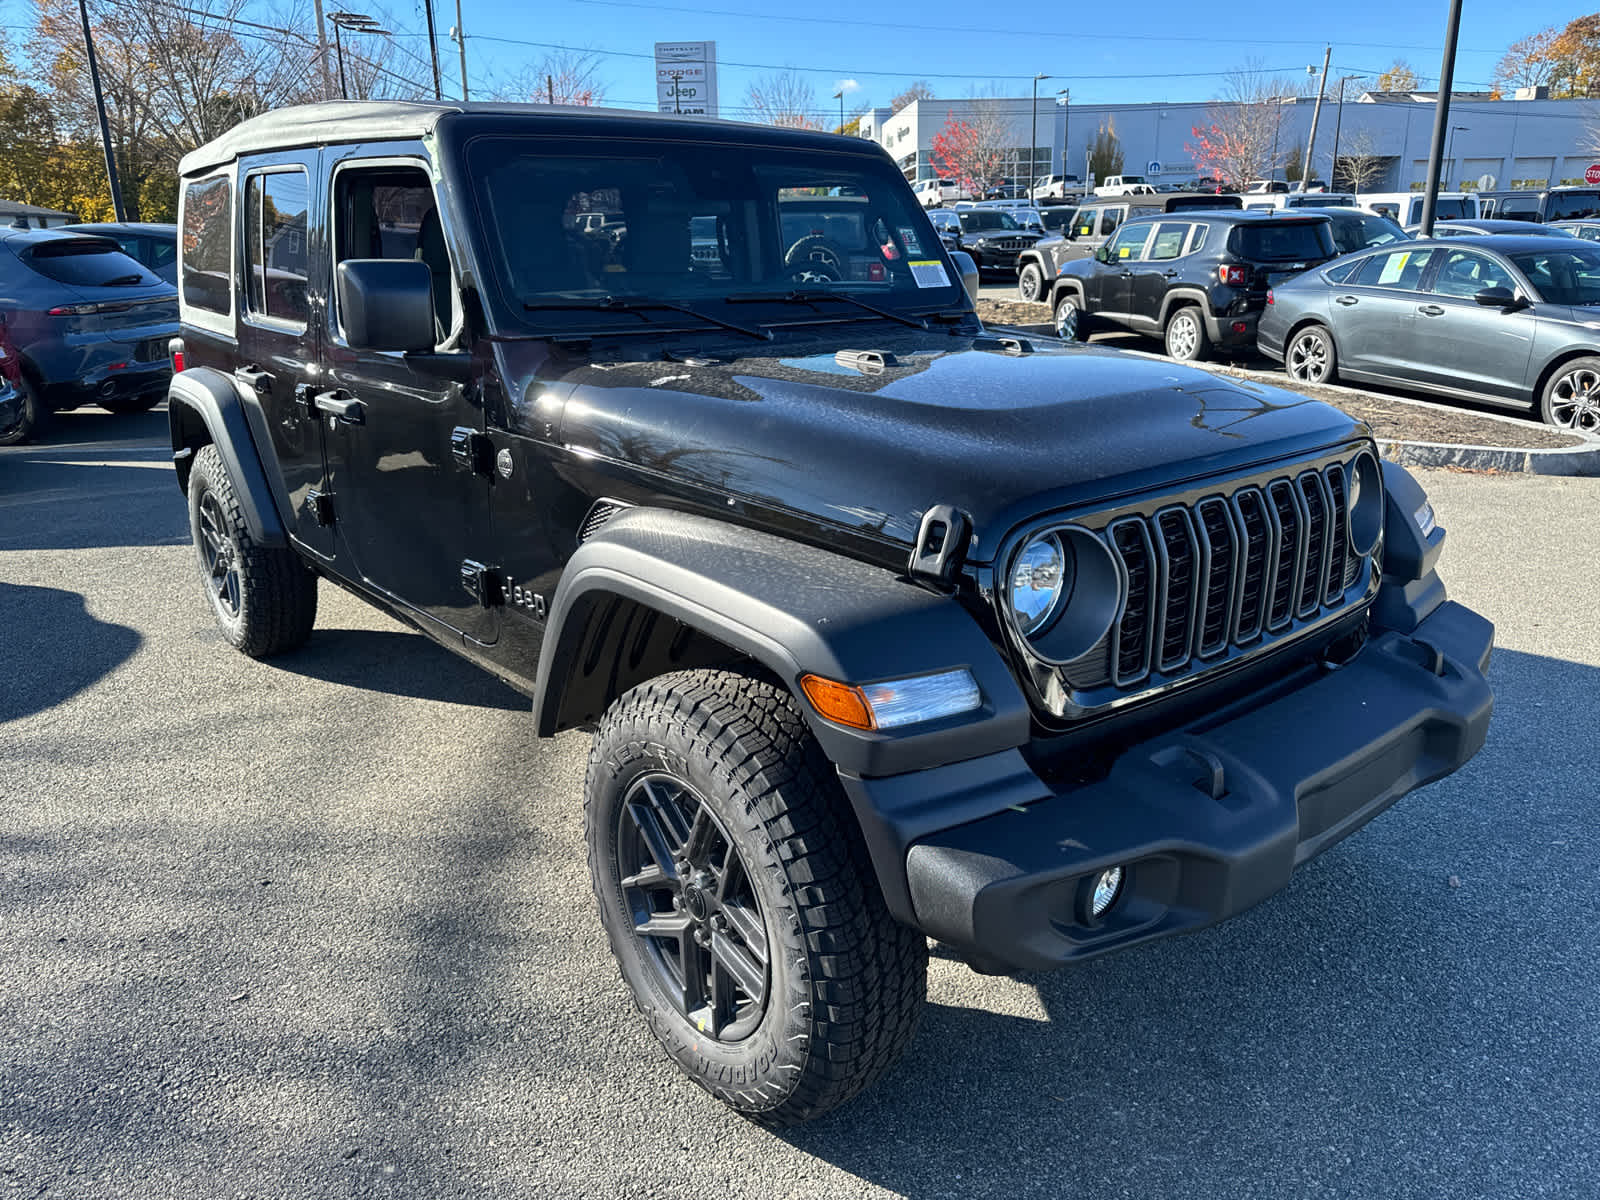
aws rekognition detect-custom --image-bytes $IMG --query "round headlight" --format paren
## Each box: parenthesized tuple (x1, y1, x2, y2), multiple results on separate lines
(1347, 450, 1383, 557)
(1009, 532, 1071, 636)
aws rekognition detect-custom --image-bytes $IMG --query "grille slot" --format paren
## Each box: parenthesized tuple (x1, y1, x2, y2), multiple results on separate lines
(578, 500, 627, 542)
(1085, 458, 1370, 696)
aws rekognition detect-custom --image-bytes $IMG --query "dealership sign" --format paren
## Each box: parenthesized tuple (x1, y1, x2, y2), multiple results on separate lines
(655, 41, 719, 117)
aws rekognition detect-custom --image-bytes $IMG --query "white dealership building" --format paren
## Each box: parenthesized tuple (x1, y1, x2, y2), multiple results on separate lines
(856, 89, 1600, 194)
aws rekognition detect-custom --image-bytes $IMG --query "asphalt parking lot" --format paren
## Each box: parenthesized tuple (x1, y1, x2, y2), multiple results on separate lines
(3, 406, 1598, 1199)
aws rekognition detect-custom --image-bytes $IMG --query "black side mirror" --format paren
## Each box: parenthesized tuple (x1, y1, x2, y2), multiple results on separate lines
(336, 259, 435, 352)
(1473, 285, 1521, 309)
(1094, 245, 1111, 264)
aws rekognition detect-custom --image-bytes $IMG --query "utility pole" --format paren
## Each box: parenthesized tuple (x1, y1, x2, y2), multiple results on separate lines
(421, 0, 443, 99)
(547, 74, 555, 105)
(77, 0, 125, 221)
(1419, 0, 1463, 235)
(1299, 45, 1331, 192)
(452, 0, 468, 100)
(311, 0, 333, 100)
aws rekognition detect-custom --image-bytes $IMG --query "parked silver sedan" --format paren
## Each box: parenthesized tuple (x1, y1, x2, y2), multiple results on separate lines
(1258, 235, 1600, 430)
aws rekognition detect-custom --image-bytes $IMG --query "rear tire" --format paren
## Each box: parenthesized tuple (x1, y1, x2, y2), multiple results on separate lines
(0, 377, 41, 446)
(187, 444, 317, 658)
(1164, 305, 1209, 362)
(585, 668, 927, 1127)
(1540, 356, 1600, 432)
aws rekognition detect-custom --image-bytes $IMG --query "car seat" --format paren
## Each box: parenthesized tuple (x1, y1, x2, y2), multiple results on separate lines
(413, 207, 451, 334)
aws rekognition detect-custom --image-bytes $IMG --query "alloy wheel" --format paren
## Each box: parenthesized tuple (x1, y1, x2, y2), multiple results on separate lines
(197, 491, 242, 618)
(1054, 298, 1080, 341)
(1168, 312, 1200, 360)
(1019, 266, 1042, 303)
(1549, 367, 1600, 433)
(1288, 330, 1332, 383)
(615, 772, 770, 1041)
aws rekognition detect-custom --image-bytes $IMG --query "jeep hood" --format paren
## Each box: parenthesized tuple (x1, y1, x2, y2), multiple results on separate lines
(528, 332, 1364, 566)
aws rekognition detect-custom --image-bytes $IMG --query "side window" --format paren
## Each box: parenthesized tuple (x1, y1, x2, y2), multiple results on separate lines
(1099, 208, 1123, 236)
(1324, 259, 1361, 284)
(1352, 247, 1436, 290)
(1072, 208, 1096, 237)
(1149, 222, 1189, 261)
(244, 170, 310, 327)
(1186, 223, 1209, 254)
(1372, 203, 1399, 220)
(1431, 249, 1514, 298)
(181, 174, 232, 314)
(334, 165, 451, 343)
(1106, 223, 1152, 261)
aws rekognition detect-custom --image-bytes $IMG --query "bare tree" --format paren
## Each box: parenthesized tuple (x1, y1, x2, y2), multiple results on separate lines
(1334, 128, 1386, 194)
(493, 49, 606, 105)
(745, 68, 822, 129)
(890, 81, 934, 112)
(1185, 64, 1299, 190)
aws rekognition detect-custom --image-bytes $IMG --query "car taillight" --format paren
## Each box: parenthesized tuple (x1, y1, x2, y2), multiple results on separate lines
(172, 349, 185, 372)
(1218, 264, 1248, 286)
(1266, 289, 1275, 305)
(48, 303, 97, 316)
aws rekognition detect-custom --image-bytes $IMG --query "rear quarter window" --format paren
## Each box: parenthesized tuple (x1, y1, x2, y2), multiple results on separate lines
(182, 175, 233, 316)
(22, 240, 158, 287)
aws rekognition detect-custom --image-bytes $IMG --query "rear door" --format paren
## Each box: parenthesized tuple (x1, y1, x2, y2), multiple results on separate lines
(1328, 246, 1440, 380)
(236, 154, 332, 558)
(1410, 247, 1535, 400)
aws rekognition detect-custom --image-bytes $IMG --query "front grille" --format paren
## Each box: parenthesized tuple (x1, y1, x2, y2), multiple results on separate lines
(1018, 453, 1376, 717)
(990, 238, 1030, 252)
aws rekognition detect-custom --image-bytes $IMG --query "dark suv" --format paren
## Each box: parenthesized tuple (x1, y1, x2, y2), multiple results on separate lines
(1047, 210, 1337, 360)
(943, 207, 1044, 275)
(168, 101, 1492, 1127)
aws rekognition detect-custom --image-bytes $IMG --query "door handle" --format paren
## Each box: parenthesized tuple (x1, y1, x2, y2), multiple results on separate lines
(1417, 304, 1445, 317)
(314, 390, 365, 425)
(1163, 269, 1179, 277)
(234, 364, 272, 395)
(1335, 295, 1359, 306)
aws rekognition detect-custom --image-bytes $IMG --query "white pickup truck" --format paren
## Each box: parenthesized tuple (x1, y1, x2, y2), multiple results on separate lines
(1093, 175, 1158, 196)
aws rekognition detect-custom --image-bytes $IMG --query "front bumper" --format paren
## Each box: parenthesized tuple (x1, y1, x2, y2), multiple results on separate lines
(859, 600, 1493, 972)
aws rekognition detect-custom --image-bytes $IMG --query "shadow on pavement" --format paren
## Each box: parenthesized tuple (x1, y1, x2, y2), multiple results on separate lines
(781, 646, 1599, 1197)
(0, 405, 188, 552)
(0, 582, 142, 723)
(266, 627, 528, 712)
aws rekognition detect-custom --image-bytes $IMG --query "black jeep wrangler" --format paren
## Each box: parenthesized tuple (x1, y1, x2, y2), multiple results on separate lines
(167, 101, 1494, 1126)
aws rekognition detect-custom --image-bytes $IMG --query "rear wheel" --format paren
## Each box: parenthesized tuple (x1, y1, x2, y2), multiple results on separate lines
(1164, 305, 1209, 362)
(187, 444, 317, 658)
(585, 668, 927, 1126)
(1286, 324, 1338, 385)
(0, 377, 41, 446)
(1017, 263, 1045, 303)
(1540, 357, 1600, 432)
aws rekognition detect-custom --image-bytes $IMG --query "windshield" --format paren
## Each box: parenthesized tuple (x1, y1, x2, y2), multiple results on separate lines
(1510, 246, 1600, 305)
(1547, 190, 1600, 221)
(1329, 213, 1409, 254)
(1040, 208, 1076, 232)
(464, 138, 961, 330)
(1433, 197, 1474, 220)
(1230, 221, 1336, 262)
(23, 239, 161, 288)
(958, 211, 1021, 232)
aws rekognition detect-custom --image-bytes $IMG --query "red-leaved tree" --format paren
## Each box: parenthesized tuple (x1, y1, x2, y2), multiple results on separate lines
(930, 110, 1004, 194)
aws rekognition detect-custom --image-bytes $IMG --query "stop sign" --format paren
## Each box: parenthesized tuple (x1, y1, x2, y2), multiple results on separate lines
(1585, 163, 1600, 185)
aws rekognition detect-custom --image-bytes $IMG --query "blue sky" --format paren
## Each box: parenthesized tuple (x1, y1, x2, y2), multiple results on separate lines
(431, 0, 1592, 114)
(2, 0, 1591, 119)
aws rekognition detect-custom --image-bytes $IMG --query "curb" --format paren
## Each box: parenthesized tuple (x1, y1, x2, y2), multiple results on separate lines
(982, 319, 1600, 478)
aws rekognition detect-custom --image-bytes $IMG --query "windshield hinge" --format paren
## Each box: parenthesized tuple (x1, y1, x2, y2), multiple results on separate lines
(908, 504, 973, 585)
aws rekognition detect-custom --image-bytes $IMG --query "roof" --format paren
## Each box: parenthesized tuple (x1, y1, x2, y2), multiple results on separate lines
(179, 101, 870, 176)
(0, 226, 121, 246)
(61, 222, 176, 237)
(1410, 233, 1585, 251)
(0, 199, 77, 220)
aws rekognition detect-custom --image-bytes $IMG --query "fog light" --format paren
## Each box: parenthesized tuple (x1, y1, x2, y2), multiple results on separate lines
(1090, 866, 1124, 918)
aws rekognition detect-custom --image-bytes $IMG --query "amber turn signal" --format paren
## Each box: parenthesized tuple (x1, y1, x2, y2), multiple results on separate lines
(799, 674, 875, 730)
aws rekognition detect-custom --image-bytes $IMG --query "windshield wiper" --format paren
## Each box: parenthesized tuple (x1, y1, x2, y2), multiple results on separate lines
(521, 294, 771, 341)
(724, 289, 929, 331)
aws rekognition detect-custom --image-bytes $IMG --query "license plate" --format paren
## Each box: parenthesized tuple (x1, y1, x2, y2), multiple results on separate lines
(134, 338, 165, 363)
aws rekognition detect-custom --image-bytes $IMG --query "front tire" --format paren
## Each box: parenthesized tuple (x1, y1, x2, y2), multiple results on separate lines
(1053, 292, 1087, 342)
(1286, 324, 1338, 385)
(187, 444, 317, 658)
(1540, 356, 1600, 432)
(1017, 262, 1045, 303)
(1164, 305, 1209, 362)
(585, 669, 927, 1127)
(0, 377, 42, 446)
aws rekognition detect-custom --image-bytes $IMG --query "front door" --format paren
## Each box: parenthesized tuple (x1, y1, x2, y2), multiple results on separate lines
(235, 154, 331, 559)
(1093, 221, 1152, 320)
(1411, 247, 1536, 401)
(319, 152, 497, 644)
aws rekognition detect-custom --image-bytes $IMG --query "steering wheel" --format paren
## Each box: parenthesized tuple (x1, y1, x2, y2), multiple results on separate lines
(783, 236, 845, 283)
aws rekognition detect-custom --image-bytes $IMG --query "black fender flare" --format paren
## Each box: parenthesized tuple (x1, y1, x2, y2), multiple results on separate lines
(1047, 276, 1084, 309)
(1157, 288, 1212, 328)
(1015, 249, 1052, 278)
(532, 507, 1032, 779)
(167, 366, 288, 549)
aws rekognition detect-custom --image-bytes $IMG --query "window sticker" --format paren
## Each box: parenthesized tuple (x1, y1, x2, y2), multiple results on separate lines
(909, 259, 950, 287)
(1118, 245, 1132, 258)
(898, 227, 923, 255)
(1376, 252, 1411, 285)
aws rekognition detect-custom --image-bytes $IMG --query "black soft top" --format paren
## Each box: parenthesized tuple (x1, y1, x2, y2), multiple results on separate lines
(179, 100, 878, 177)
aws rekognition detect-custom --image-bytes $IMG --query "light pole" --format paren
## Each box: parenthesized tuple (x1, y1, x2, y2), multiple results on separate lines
(1419, 0, 1464, 235)
(833, 89, 844, 133)
(1056, 88, 1070, 182)
(1446, 124, 1469, 187)
(328, 12, 390, 100)
(1329, 75, 1362, 189)
(1031, 73, 1050, 197)
(76, 0, 124, 220)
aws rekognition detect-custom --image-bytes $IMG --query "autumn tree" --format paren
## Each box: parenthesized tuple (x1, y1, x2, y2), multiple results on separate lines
(930, 109, 1005, 193)
(1282, 145, 1303, 184)
(745, 68, 822, 129)
(1375, 60, 1420, 91)
(1089, 119, 1124, 184)
(890, 81, 934, 112)
(1183, 66, 1297, 189)
(1495, 26, 1564, 92)
(494, 49, 606, 105)
(1551, 14, 1600, 97)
